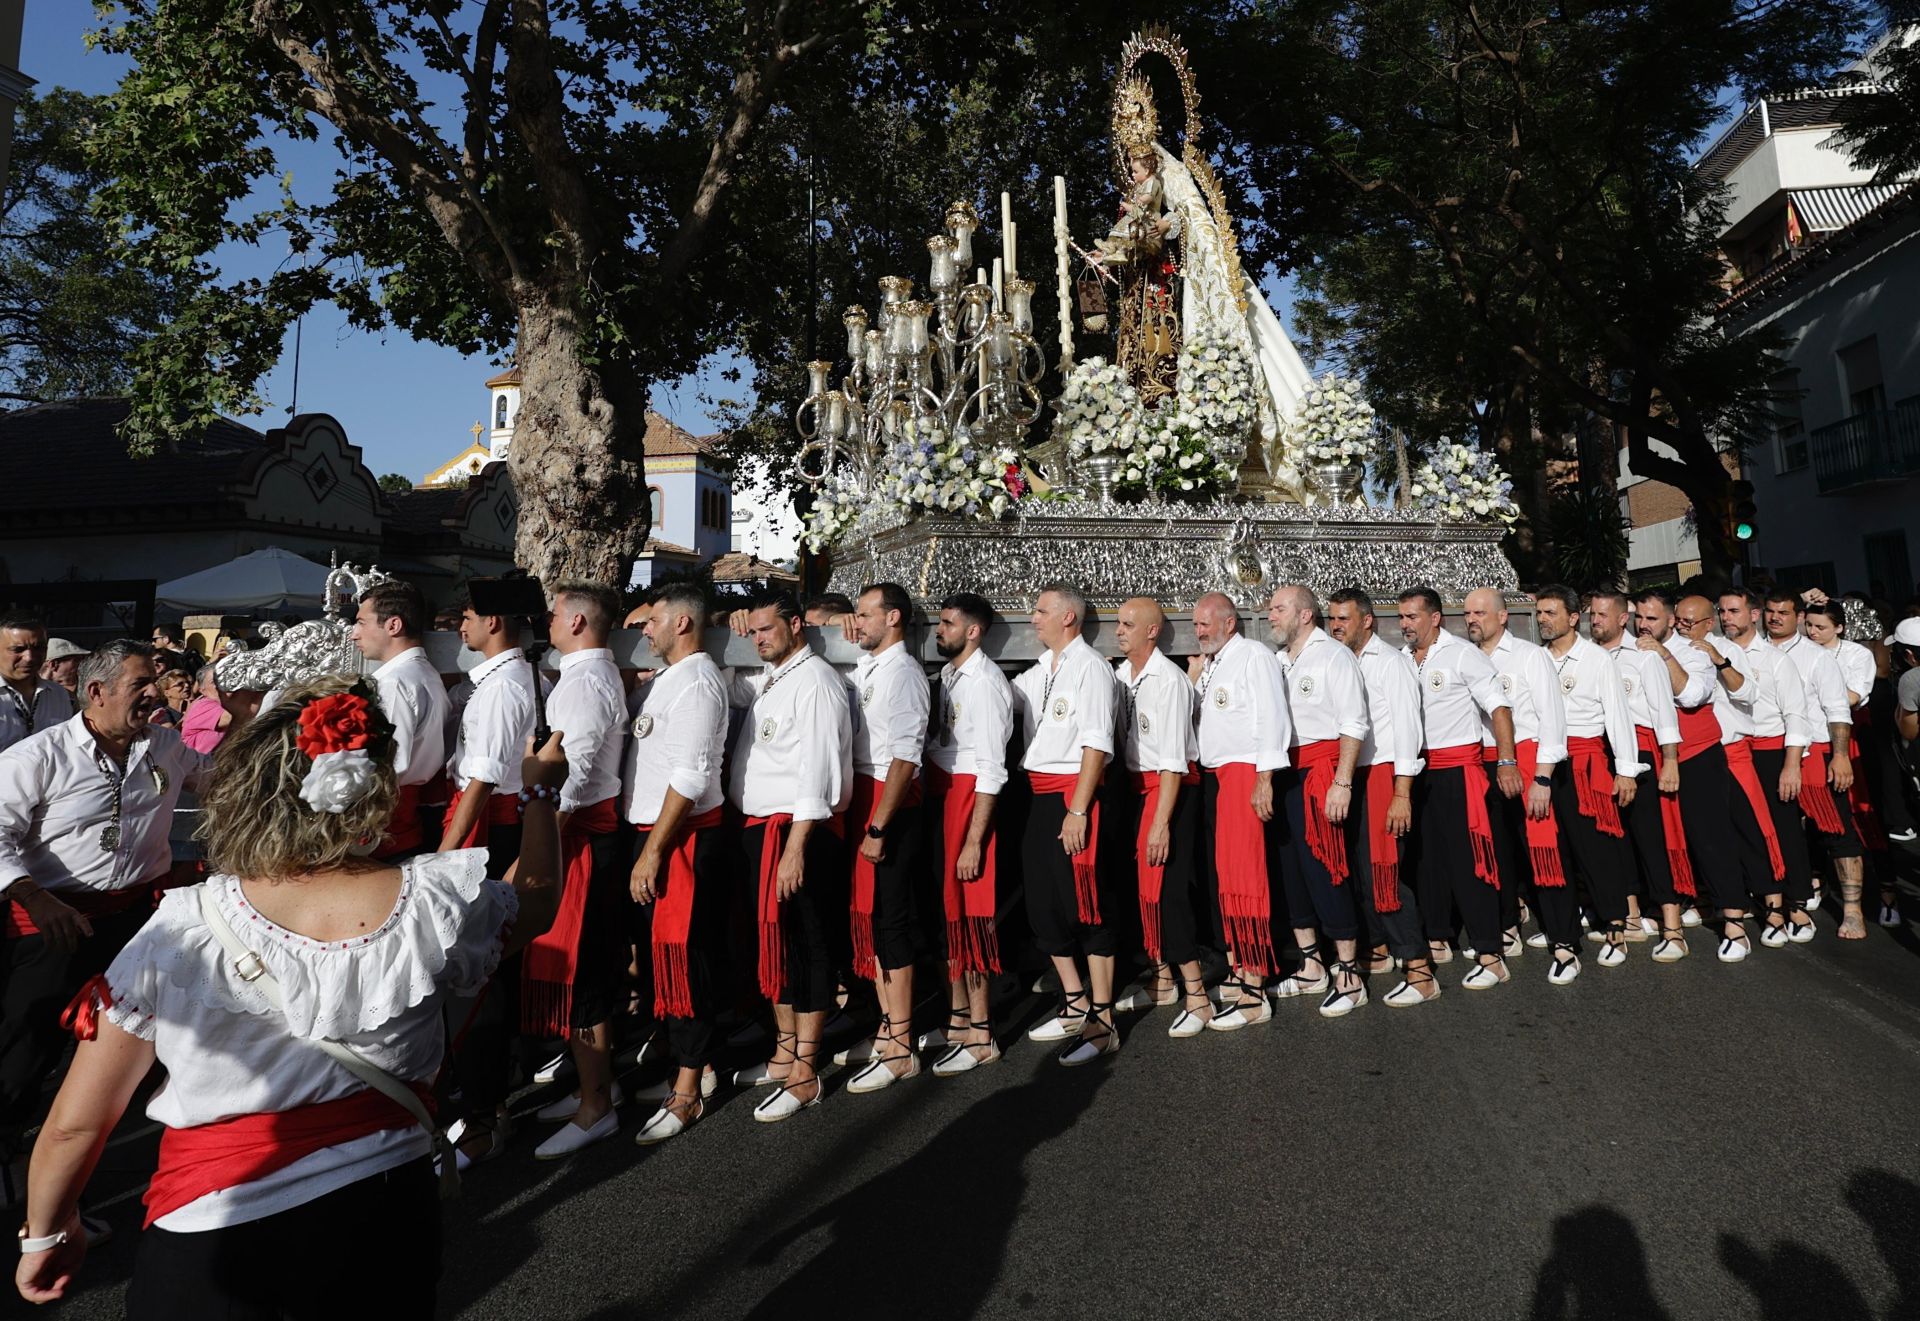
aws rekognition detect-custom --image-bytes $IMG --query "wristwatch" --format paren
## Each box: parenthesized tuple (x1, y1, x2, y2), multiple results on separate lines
(865, 823, 886, 840)
(1714, 658, 1734, 671)
(1533, 774, 1553, 787)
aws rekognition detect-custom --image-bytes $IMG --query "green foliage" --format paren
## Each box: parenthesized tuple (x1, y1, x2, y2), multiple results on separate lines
(376, 471, 415, 494)
(1544, 485, 1634, 589)
(0, 89, 184, 406)
(1832, 16, 1920, 181)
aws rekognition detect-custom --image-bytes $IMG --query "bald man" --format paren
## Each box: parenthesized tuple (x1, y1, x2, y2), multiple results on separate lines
(1112, 598, 1211, 1035)
(1191, 591, 1292, 1028)
(1267, 585, 1370, 1017)
(1463, 587, 1566, 967)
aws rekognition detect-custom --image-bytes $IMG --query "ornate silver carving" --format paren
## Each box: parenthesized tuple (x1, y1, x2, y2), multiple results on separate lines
(214, 556, 392, 693)
(825, 501, 1520, 611)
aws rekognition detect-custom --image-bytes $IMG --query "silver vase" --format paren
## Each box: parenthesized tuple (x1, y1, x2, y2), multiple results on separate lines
(1310, 460, 1364, 505)
(1079, 452, 1125, 503)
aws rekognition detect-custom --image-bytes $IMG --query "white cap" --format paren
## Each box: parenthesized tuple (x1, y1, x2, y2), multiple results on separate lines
(1893, 618, 1920, 647)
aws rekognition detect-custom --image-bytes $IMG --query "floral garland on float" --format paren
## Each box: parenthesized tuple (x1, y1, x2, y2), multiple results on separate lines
(802, 418, 1031, 552)
(1408, 436, 1520, 526)
(1284, 372, 1376, 506)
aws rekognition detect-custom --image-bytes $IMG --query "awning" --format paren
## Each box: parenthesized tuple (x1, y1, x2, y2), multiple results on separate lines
(1789, 184, 1905, 232)
(155, 546, 331, 615)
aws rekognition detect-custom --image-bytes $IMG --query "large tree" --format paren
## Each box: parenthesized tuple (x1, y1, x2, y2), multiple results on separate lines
(0, 88, 181, 405)
(1283, 0, 1864, 580)
(87, 2, 1328, 585)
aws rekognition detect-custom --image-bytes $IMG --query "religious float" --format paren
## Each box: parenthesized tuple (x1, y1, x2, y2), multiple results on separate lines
(793, 27, 1520, 616)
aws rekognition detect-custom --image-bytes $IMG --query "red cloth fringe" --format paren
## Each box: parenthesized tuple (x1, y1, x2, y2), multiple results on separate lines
(521, 798, 621, 1038)
(1636, 727, 1695, 897)
(1363, 761, 1401, 913)
(1725, 740, 1786, 880)
(1429, 744, 1499, 890)
(925, 764, 1000, 977)
(1294, 740, 1350, 884)
(746, 814, 794, 1002)
(1567, 735, 1625, 837)
(1797, 742, 1846, 835)
(1209, 762, 1275, 975)
(643, 807, 723, 1020)
(1030, 772, 1101, 924)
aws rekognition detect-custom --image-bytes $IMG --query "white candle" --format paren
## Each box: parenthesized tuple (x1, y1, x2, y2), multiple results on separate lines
(991, 257, 1003, 310)
(1007, 219, 1017, 279)
(975, 266, 986, 289)
(1001, 190, 1012, 254)
(1053, 175, 1073, 373)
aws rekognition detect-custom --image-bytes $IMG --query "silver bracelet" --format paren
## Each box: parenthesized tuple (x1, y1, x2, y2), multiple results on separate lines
(1064, 806, 1089, 818)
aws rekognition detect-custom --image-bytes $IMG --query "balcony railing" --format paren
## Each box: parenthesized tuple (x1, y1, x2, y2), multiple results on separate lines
(1809, 402, 1920, 494)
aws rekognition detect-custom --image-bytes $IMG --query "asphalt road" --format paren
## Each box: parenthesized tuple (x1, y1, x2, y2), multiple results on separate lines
(32, 891, 1920, 1321)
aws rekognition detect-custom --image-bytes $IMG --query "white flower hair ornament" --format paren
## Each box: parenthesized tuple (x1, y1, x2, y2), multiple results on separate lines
(293, 689, 386, 814)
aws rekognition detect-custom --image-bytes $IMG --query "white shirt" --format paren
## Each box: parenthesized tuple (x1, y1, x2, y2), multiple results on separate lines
(1827, 637, 1877, 705)
(546, 647, 626, 813)
(927, 648, 1014, 795)
(623, 652, 729, 823)
(1277, 627, 1369, 747)
(1356, 634, 1424, 776)
(370, 647, 449, 789)
(1479, 630, 1567, 766)
(1545, 635, 1639, 777)
(1014, 635, 1117, 775)
(1774, 632, 1853, 736)
(1736, 632, 1810, 748)
(0, 715, 208, 895)
(851, 641, 929, 780)
(1405, 627, 1509, 751)
(1194, 633, 1291, 771)
(102, 853, 515, 1231)
(1603, 640, 1680, 766)
(1677, 634, 1750, 743)
(450, 648, 536, 796)
(728, 647, 853, 822)
(0, 679, 74, 753)
(1117, 648, 1196, 774)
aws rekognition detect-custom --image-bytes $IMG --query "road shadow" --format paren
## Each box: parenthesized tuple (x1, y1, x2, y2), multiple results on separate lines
(1530, 1205, 1671, 1321)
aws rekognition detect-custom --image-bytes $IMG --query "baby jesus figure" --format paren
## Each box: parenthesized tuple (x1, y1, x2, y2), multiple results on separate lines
(1091, 143, 1177, 268)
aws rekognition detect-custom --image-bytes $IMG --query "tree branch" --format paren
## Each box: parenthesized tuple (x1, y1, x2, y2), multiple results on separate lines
(502, 0, 601, 276)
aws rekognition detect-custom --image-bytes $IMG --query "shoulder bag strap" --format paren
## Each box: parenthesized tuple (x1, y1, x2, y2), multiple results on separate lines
(197, 883, 460, 1198)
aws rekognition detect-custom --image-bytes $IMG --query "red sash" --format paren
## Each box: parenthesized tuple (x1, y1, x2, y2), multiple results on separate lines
(1676, 704, 1721, 763)
(1724, 740, 1785, 880)
(642, 806, 723, 1019)
(520, 798, 621, 1037)
(1363, 762, 1401, 912)
(1566, 735, 1626, 837)
(924, 764, 999, 976)
(375, 783, 424, 859)
(1128, 765, 1199, 962)
(848, 773, 925, 979)
(141, 1085, 432, 1228)
(1486, 740, 1564, 887)
(1846, 731, 1887, 850)
(1428, 743, 1499, 889)
(1635, 727, 1695, 897)
(1029, 772, 1101, 924)
(746, 815, 793, 1001)
(1208, 762, 1275, 975)
(1294, 740, 1350, 885)
(6, 877, 161, 940)
(439, 792, 520, 849)
(1797, 742, 1846, 834)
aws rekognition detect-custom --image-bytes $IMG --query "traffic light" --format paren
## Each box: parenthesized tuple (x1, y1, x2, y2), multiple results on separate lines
(1730, 479, 1757, 541)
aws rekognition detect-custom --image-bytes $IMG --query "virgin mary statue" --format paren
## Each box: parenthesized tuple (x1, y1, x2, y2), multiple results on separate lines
(1101, 34, 1315, 501)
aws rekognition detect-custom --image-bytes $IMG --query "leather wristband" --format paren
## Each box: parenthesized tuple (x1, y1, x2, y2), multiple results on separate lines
(18, 1226, 68, 1254)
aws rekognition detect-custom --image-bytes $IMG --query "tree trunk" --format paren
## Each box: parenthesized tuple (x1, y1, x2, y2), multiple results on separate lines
(506, 292, 652, 586)
(1682, 456, 1737, 586)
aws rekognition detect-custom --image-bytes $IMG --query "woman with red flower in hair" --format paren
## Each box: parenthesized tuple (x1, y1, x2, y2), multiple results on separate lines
(14, 675, 569, 1317)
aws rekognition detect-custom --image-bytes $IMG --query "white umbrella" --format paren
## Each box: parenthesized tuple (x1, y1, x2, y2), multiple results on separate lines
(155, 547, 332, 615)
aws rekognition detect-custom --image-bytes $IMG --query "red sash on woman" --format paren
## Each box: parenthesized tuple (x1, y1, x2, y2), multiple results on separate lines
(1294, 739, 1349, 885)
(1634, 727, 1696, 897)
(520, 798, 622, 1037)
(746, 814, 793, 1001)
(141, 1084, 433, 1228)
(1363, 762, 1402, 912)
(1724, 739, 1786, 880)
(847, 773, 925, 980)
(640, 806, 722, 1019)
(1427, 743, 1499, 889)
(1676, 704, 1721, 763)
(6, 878, 158, 939)
(1128, 765, 1199, 961)
(375, 783, 424, 859)
(439, 792, 520, 849)
(1029, 772, 1101, 924)
(1207, 762, 1275, 974)
(1847, 715, 1888, 850)
(1566, 735, 1626, 837)
(924, 764, 999, 976)
(1796, 742, 1847, 835)
(1484, 740, 1563, 887)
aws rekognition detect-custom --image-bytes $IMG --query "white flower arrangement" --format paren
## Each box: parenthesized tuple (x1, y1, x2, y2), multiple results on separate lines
(1286, 373, 1376, 466)
(876, 416, 1030, 521)
(1175, 326, 1258, 449)
(1408, 436, 1520, 526)
(1124, 406, 1239, 499)
(801, 472, 870, 552)
(1054, 356, 1146, 461)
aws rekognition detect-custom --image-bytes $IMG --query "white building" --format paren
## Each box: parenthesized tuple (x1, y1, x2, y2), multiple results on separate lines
(422, 367, 522, 486)
(1624, 33, 1919, 596)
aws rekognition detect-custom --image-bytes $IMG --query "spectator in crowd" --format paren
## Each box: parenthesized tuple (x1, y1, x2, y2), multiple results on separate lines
(149, 626, 198, 677)
(179, 666, 232, 756)
(1, 615, 70, 754)
(42, 641, 87, 707)
(148, 670, 193, 729)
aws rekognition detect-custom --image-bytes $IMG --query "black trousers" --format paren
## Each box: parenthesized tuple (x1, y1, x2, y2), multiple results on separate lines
(1751, 745, 1816, 907)
(632, 827, 731, 1070)
(1678, 744, 1777, 914)
(448, 821, 526, 1118)
(127, 1157, 440, 1320)
(1532, 763, 1634, 947)
(569, 829, 630, 1030)
(1118, 773, 1205, 966)
(1410, 767, 1502, 956)
(0, 903, 152, 1143)
(1022, 791, 1115, 960)
(1276, 769, 1360, 942)
(740, 820, 845, 1014)
(1620, 766, 1686, 908)
(1484, 774, 1533, 935)
(1350, 771, 1426, 961)
(869, 801, 924, 973)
